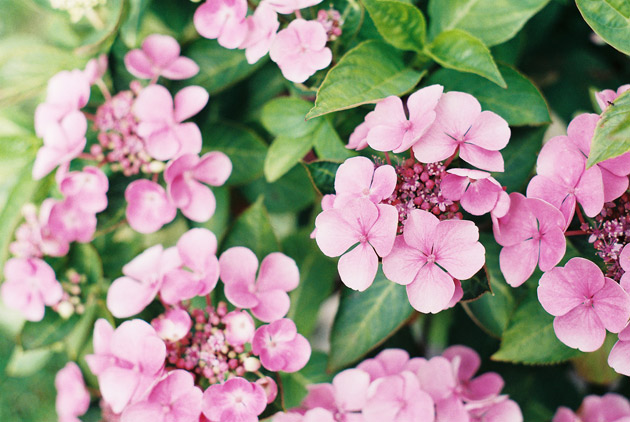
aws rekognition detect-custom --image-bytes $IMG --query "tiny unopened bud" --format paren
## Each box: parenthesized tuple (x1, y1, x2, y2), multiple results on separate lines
(243, 357, 261, 372)
(57, 301, 74, 319)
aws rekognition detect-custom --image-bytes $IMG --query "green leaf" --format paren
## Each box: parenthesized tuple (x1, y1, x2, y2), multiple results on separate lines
(494, 126, 546, 192)
(328, 266, 414, 371)
(572, 332, 621, 385)
(261, 97, 321, 138)
(461, 267, 492, 302)
(183, 39, 263, 95)
(196, 186, 231, 241)
(313, 119, 355, 161)
(306, 40, 424, 119)
(426, 29, 506, 88)
(203, 123, 268, 185)
(64, 302, 99, 361)
(426, 64, 550, 126)
(69, 243, 103, 285)
(241, 166, 316, 214)
(576, 0, 630, 55)
(492, 290, 583, 364)
(264, 134, 317, 183)
(283, 230, 337, 337)
(280, 351, 333, 409)
(361, 0, 426, 52)
(304, 161, 342, 195)
(221, 197, 279, 260)
(428, 0, 551, 47)
(5, 346, 56, 377)
(587, 90, 630, 167)
(19, 313, 80, 351)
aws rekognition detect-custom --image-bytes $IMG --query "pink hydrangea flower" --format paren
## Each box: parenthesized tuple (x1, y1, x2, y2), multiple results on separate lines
(107, 244, 182, 318)
(440, 168, 504, 216)
(356, 348, 424, 381)
(161, 228, 220, 303)
(125, 34, 199, 80)
(553, 394, 630, 422)
(608, 322, 630, 376)
(596, 84, 630, 112)
(526, 134, 604, 227)
(333, 157, 397, 208)
(538, 257, 630, 352)
(223, 310, 256, 346)
(274, 408, 336, 422)
(269, 19, 332, 83)
(347, 119, 371, 151)
(620, 244, 630, 288)
(47, 197, 97, 243)
(262, 0, 322, 14)
(121, 370, 203, 422)
(240, 3, 279, 64)
(58, 166, 109, 214)
(565, 113, 630, 202)
(1, 257, 62, 321)
(9, 201, 70, 258)
(413, 91, 510, 172)
(493, 193, 566, 287)
(33, 111, 87, 180)
(315, 198, 398, 291)
(164, 152, 232, 222)
(133, 85, 209, 161)
(441, 345, 504, 402)
(364, 85, 443, 153)
(256, 377, 278, 404)
(34, 69, 90, 138)
(219, 247, 299, 322)
(55, 362, 90, 422)
(83, 54, 108, 84)
(252, 318, 311, 372)
(152, 308, 193, 342)
(382, 209, 485, 313)
(301, 368, 371, 420)
(125, 179, 177, 234)
(363, 372, 435, 422)
(202, 377, 267, 422)
(85, 319, 166, 414)
(467, 396, 523, 422)
(194, 0, 248, 49)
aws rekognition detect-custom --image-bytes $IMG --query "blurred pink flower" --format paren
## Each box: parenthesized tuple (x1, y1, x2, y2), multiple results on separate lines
(441, 168, 504, 216)
(347, 119, 371, 151)
(252, 318, 311, 372)
(364, 372, 435, 422)
(202, 377, 267, 422)
(608, 322, 630, 376)
(47, 197, 97, 243)
(58, 166, 109, 214)
(83, 54, 108, 84)
(223, 310, 256, 346)
(55, 362, 90, 422)
(302, 368, 370, 420)
(262, 0, 322, 14)
(553, 393, 630, 422)
(356, 348, 424, 381)
(152, 308, 193, 342)
(125, 34, 199, 80)
(240, 3, 279, 64)
(467, 396, 523, 422)
(124, 179, 177, 234)
(194, 0, 248, 49)
(333, 157, 397, 208)
(596, 84, 630, 112)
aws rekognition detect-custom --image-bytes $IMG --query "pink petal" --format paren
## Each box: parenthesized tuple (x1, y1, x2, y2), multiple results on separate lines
(406, 84, 443, 129)
(338, 242, 378, 291)
(460, 178, 502, 216)
(177, 228, 218, 271)
(142, 34, 181, 68)
(539, 227, 566, 272)
(526, 176, 576, 229)
(364, 96, 407, 151)
(592, 277, 630, 333)
(173, 122, 203, 157)
(402, 209, 439, 253)
(464, 372, 504, 401)
(368, 204, 398, 257)
(382, 236, 425, 286)
(333, 369, 370, 412)
(412, 132, 457, 165)
(538, 267, 586, 317)
(416, 356, 456, 401)
(563, 257, 606, 297)
(106, 276, 159, 318)
(225, 278, 260, 309)
(458, 144, 505, 172)
(145, 128, 181, 161)
(219, 246, 259, 286)
(256, 253, 299, 292)
(609, 339, 630, 376)
(178, 179, 216, 222)
(252, 289, 291, 322)
(442, 345, 480, 381)
(174, 86, 209, 122)
(433, 220, 485, 280)
(440, 173, 469, 202)
(160, 269, 201, 304)
(406, 264, 455, 313)
(124, 50, 154, 79)
(334, 156, 378, 200)
(499, 240, 538, 287)
(553, 305, 606, 352)
(217, 18, 249, 49)
(465, 110, 510, 151)
(133, 85, 174, 123)
(100, 367, 140, 414)
(162, 56, 200, 80)
(600, 167, 629, 202)
(575, 165, 604, 218)
(370, 165, 397, 202)
(193, 151, 232, 186)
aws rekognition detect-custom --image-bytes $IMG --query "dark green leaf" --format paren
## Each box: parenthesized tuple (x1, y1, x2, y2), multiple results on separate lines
(576, 0, 630, 55)
(427, 29, 506, 88)
(313, 119, 355, 161)
(328, 266, 414, 371)
(304, 161, 342, 195)
(5, 346, 56, 377)
(362, 0, 426, 51)
(587, 90, 630, 167)
(306, 40, 424, 119)
(221, 197, 279, 260)
(20, 313, 80, 350)
(241, 166, 316, 214)
(280, 351, 332, 409)
(461, 267, 492, 302)
(69, 243, 103, 285)
(494, 126, 546, 193)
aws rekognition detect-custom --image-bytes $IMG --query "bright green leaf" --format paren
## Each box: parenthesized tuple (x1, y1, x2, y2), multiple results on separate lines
(264, 134, 316, 183)
(427, 29, 506, 88)
(328, 266, 414, 371)
(428, 0, 551, 47)
(587, 90, 630, 167)
(6, 346, 56, 377)
(362, 0, 426, 51)
(306, 40, 424, 119)
(261, 97, 321, 138)
(313, 119, 355, 161)
(576, 0, 630, 55)
(426, 64, 550, 126)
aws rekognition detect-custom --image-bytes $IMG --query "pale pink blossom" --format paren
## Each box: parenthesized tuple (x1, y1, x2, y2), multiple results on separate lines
(262, 0, 322, 14)
(106, 244, 182, 318)
(269, 19, 332, 83)
(1, 257, 62, 321)
(58, 166, 109, 214)
(608, 323, 630, 376)
(467, 396, 523, 422)
(441, 168, 504, 216)
(274, 408, 336, 422)
(124, 179, 177, 234)
(413, 91, 510, 172)
(364, 85, 443, 153)
(252, 318, 311, 372)
(10, 201, 70, 258)
(202, 377, 267, 422)
(164, 152, 232, 222)
(223, 310, 256, 346)
(121, 370, 203, 422)
(256, 377, 278, 404)
(219, 247, 299, 322)
(620, 244, 630, 292)
(47, 197, 97, 243)
(240, 3, 279, 64)
(302, 368, 370, 420)
(333, 157, 397, 208)
(194, 0, 249, 49)
(33, 111, 87, 180)
(493, 193, 566, 287)
(125, 34, 199, 80)
(538, 257, 630, 352)
(382, 209, 485, 313)
(347, 119, 371, 151)
(151, 308, 192, 342)
(553, 393, 630, 422)
(315, 198, 398, 291)
(83, 54, 108, 84)
(363, 372, 435, 422)
(596, 84, 630, 112)
(133, 85, 209, 161)
(85, 319, 166, 414)
(441, 345, 504, 402)
(526, 134, 604, 227)
(55, 362, 90, 422)
(356, 348, 424, 381)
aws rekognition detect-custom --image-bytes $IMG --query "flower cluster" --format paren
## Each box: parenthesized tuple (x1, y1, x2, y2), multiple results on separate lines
(553, 393, 630, 422)
(315, 85, 512, 313)
(193, 0, 339, 83)
(273, 347, 522, 422)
